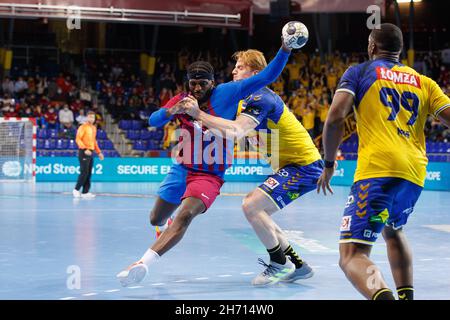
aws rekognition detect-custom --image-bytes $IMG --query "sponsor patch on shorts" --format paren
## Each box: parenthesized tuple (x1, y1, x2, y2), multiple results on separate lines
(340, 216, 352, 232)
(263, 177, 279, 190)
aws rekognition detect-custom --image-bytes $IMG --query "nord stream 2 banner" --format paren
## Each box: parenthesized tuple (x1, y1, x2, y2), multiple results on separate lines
(33, 157, 450, 191)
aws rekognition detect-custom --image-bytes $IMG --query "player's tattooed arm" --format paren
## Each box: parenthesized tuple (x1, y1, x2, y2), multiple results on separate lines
(182, 96, 257, 139)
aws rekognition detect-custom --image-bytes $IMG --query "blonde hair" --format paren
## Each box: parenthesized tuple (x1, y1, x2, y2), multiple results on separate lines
(232, 49, 267, 72)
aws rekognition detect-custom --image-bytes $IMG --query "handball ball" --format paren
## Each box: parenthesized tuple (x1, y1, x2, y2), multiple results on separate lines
(282, 21, 309, 49)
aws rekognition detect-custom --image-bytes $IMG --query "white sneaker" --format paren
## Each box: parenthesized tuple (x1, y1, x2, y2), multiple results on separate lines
(73, 189, 81, 198)
(251, 258, 296, 286)
(116, 261, 148, 287)
(81, 192, 96, 199)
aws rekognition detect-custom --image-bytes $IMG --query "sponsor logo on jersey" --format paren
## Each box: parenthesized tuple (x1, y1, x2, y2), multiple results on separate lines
(376, 67, 421, 88)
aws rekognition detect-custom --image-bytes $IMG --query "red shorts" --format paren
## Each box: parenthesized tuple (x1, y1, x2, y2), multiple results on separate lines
(181, 171, 224, 212)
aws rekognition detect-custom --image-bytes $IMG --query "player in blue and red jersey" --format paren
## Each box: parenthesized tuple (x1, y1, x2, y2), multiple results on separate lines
(117, 39, 293, 287)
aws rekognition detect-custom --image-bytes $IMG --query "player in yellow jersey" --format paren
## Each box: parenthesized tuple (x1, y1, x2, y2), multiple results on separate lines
(182, 49, 323, 286)
(317, 23, 450, 300)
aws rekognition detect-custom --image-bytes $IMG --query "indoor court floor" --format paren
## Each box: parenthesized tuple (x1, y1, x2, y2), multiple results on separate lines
(0, 182, 449, 300)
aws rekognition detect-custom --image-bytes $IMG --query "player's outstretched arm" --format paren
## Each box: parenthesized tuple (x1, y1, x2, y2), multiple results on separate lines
(183, 96, 257, 139)
(217, 39, 291, 104)
(235, 44, 291, 99)
(317, 91, 354, 195)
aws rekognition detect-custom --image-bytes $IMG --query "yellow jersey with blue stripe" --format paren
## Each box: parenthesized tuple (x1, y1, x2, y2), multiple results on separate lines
(240, 87, 321, 170)
(336, 58, 450, 187)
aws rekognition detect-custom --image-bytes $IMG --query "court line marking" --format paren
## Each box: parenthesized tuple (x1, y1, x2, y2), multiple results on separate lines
(57, 257, 446, 300)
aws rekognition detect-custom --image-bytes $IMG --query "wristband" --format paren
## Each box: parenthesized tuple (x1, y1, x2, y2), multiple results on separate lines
(324, 160, 335, 168)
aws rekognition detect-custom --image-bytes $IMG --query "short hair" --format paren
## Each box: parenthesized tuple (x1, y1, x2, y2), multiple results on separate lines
(87, 111, 96, 116)
(232, 49, 267, 72)
(370, 23, 403, 53)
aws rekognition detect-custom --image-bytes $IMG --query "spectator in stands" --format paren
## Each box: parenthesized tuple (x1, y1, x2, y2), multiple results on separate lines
(59, 104, 75, 129)
(271, 76, 285, 95)
(53, 87, 68, 103)
(163, 119, 179, 150)
(3, 106, 18, 117)
(76, 109, 88, 125)
(159, 87, 173, 107)
(14, 77, 28, 98)
(71, 98, 84, 113)
(34, 105, 44, 128)
(285, 58, 300, 90)
(326, 68, 338, 94)
(111, 64, 123, 80)
(301, 103, 316, 138)
(36, 76, 48, 96)
(315, 92, 330, 137)
(44, 107, 58, 129)
(27, 77, 36, 94)
(47, 77, 58, 98)
(159, 64, 176, 91)
(2, 77, 14, 95)
(20, 105, 33, 118)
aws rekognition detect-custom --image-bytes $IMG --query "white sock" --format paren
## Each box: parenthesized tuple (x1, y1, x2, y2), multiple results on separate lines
(139, 248, 160, 266)
(157, 220, 169, 231)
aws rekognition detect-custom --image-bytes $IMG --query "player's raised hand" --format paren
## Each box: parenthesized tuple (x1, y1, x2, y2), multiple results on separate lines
(281, 36, 292, 53)
(317, 165, 335, 196)
(168, 100, 187, 115)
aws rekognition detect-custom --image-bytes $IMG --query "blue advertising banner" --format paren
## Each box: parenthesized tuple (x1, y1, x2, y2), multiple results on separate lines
(35, 157, 450, 191)
(331, 160, 450, 191)
(35, 157, 273, 182)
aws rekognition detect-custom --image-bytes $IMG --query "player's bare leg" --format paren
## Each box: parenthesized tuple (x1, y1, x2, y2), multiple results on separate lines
(150, 196, 179, 238)
(117, 197, 205, 287)
(151, 197, 205, 255)
(382, 226, 414, 300)
(339, 243, 394, 300)
(242, 188, 312, 285)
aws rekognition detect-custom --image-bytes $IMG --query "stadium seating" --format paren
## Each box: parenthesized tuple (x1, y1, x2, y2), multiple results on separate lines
(36, 127, 120, 157)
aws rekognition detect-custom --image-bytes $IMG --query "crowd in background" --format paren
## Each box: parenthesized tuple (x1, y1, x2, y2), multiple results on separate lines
(0, 69, 104, 139)
(1, 49, 449, 148)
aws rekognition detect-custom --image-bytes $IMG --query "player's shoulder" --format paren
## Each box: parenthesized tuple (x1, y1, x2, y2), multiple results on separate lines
(392, 64, 438, 89)
(246, 87, 279, 104)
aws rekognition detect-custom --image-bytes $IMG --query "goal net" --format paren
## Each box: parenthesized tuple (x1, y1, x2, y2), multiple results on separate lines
(0, 117, 36, 182)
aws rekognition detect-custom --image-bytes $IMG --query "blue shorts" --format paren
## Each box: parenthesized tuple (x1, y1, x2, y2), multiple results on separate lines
(340, 177, 423, 245)
(258, 160, 324, 209)
(157, 164, 188, 205)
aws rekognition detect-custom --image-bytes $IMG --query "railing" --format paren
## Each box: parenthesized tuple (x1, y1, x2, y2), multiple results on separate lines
(9, 45, 60, 65)
(0, 3, 242, 28)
